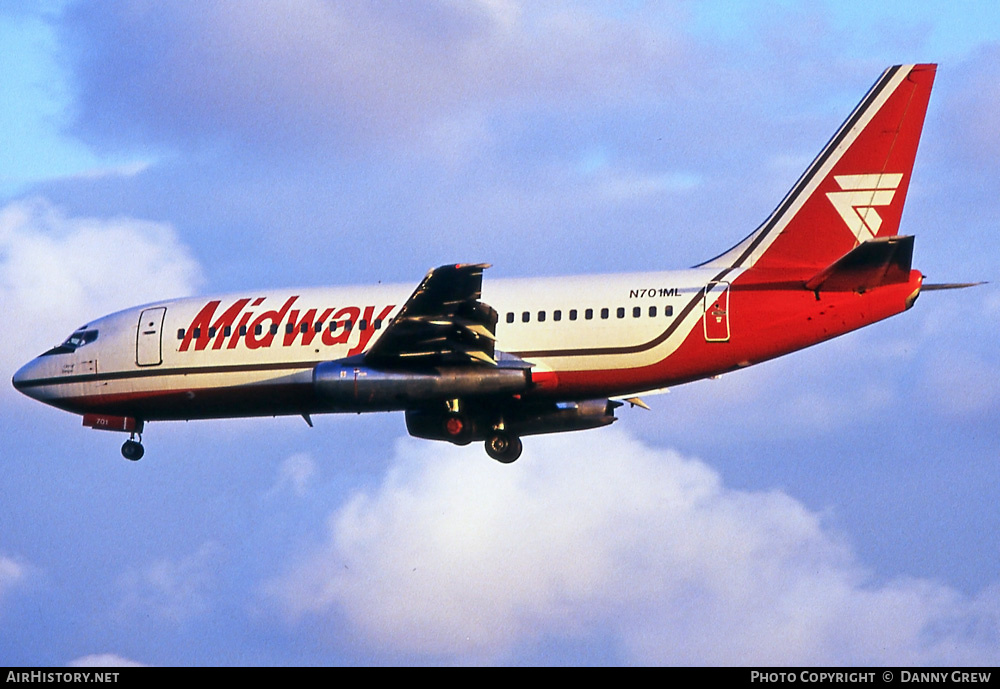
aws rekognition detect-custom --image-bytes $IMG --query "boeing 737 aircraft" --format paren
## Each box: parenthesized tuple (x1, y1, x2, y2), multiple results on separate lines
(15, 64, 962, 463)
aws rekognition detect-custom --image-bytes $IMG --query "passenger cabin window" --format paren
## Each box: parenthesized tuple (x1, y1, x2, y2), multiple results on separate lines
(665, 305, 674, 317)
(538, 311, 546, 322)
(633, 307, 641, 318)
(649, 306, 657, 317)
(506, 312, 514, 324)
(553, 310, 562, 321)
(601, 308, 609, 319)
(585, 308, 593, 320)
(569, 309, 578, 321)
(522, 311, 530, 323)
(617, 307, 625, 319)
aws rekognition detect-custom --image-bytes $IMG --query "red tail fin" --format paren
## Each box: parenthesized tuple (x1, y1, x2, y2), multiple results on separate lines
(706, 64, 936, 271)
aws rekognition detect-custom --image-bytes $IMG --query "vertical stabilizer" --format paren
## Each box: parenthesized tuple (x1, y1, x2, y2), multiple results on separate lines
(705, 64, 936, 271)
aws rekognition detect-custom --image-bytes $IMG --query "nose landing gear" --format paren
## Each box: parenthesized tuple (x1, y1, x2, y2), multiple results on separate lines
(81, 414, 147, 461)
(121, 433, 144, 461)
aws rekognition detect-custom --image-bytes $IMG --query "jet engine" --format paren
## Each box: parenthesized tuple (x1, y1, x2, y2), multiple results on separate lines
(313, 361, 530, 411)
(405, 398, 619, 444)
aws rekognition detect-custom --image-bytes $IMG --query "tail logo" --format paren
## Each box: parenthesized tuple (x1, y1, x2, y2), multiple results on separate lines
(826, 173, 903, 242)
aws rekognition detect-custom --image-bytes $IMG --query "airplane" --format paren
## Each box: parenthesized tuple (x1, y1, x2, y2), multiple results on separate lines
(13, 63, 968, 463)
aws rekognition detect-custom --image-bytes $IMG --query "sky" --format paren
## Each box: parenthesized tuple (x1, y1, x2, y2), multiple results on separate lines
(1, 0, 999, 667)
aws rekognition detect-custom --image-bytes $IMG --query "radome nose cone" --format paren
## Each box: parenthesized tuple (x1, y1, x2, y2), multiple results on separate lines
(12, 363, 29, 391)
(12, 358, 41, 396)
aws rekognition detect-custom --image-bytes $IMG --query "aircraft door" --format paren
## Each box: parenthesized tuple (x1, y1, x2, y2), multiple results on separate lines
(136, 307, 166, 366)
(703, 281, 731, 342)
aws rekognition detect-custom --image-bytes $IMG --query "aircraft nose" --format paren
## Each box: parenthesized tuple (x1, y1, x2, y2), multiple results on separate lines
(12, 357, 45, 399)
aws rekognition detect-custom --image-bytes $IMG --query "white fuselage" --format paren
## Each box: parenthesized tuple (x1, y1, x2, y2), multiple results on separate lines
(14, 268, 731, 421)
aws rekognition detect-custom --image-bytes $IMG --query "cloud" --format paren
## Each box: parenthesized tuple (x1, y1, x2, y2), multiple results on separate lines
(0, 198, 203, 387)
(912, 290, 1000, 419)
(267, 452, 319, 498)
(270, 429, 1000, 665)
(116, 541, 222, 625)
(61, 160, 153, 182)
(60, 2, 690, 157)
(940, 44, 1000, 171)
(0, 555, 28, 607)
(67, 654, 146, 668)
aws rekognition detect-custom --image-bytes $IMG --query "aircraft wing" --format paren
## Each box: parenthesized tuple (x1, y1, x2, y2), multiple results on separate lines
(363, 263, 500, 367)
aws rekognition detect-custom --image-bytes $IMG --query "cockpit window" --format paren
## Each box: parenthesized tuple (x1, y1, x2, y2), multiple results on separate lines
(41, 329, 99, 356)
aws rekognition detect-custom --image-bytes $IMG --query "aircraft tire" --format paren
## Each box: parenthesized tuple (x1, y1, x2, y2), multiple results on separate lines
(121, 440, 144, 461)
(485, 432, 522, 463)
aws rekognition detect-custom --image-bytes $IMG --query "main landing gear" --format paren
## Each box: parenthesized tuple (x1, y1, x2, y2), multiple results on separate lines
(121, 433, 144, 461)
(442, 411, 523, 462)
(485, 430, 522, 463)
(448, 403, 523, 463)
(409, 403, 526, 463)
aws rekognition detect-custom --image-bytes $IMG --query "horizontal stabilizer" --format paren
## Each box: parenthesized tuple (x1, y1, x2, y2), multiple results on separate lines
(921, 281, 988, 291)
(805, 235, 913, 293)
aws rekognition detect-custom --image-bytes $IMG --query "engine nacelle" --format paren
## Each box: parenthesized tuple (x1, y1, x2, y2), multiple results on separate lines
(405, 398, 619, 443)
(511, 398, 619, 437)
(313, 362, 530, 411)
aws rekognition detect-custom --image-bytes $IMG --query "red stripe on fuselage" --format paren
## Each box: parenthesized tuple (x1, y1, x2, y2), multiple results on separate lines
(540, 271, 922, 399)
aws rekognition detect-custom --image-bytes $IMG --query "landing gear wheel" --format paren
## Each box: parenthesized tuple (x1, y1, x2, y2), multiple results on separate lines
(121, 439, 144, 461)
(443, 412, 472, 446)
(485, 432, 522, 463)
